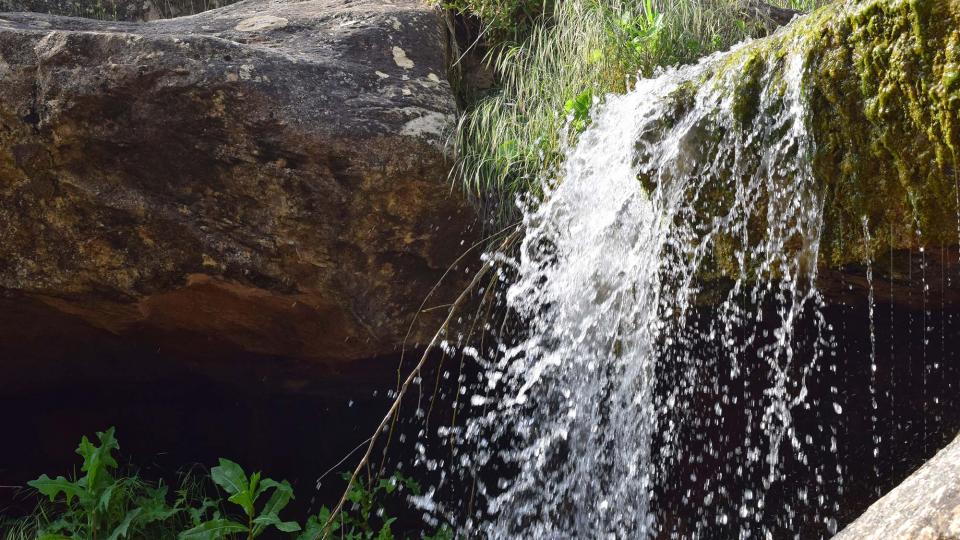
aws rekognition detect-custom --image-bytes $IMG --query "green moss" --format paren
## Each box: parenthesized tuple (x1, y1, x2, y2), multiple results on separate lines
(731, 52, 767, 127)
(806, 0, 960, 264)
(703, 0, 960, 267)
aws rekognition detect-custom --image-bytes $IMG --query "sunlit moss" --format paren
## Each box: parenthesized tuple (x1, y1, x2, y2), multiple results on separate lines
(700, 0, 960, 267)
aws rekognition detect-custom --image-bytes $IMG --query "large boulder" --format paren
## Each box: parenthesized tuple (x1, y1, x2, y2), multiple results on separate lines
(0, 0, 478, 392)
(0, 0, 235, 21)
(835, 432, 960, 539)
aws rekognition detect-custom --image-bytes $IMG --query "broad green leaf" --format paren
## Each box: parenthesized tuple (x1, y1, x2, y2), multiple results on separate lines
(296, 515, 324, 540)
(253, 512, 301, 533)
(259, 479, 294, 515)
(227, 491, 255, 518)
(248, 471, 261, 502)
(105, 507, 142, 540)
(28, 475, 86, 505)
(276, 520, 302, 533)
(178, 519, 248, 540)
(250, 478, 295, 536)
(38, 535, 71, 540)
(228, 469, 261, 518)
(211, 458, 248, 496)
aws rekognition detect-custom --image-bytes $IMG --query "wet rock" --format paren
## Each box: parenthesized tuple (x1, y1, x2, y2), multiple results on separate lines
(0, 0, 478, 392)
(835, 432, 960, 540)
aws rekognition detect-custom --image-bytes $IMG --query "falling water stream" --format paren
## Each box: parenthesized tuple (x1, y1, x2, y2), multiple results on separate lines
(398, 8, 960, 540)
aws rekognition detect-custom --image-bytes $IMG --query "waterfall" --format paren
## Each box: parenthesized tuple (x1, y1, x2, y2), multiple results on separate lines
(409, 33, 844, 538)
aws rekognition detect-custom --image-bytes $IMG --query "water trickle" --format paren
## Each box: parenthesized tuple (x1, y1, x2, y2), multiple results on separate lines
(862, 218, 880, 495)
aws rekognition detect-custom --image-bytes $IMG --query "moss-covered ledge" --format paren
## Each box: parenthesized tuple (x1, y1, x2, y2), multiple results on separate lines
(718, 0, 959, 266)
(639, 0, 959, 274)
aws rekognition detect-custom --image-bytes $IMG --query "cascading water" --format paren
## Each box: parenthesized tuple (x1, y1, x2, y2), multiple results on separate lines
(408, 32, 841, 539)
(397, 4, 960, 539)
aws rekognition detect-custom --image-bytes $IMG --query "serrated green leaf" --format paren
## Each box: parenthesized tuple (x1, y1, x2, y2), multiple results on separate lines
(28, 475, 86, 505)
(98, 481, 118, 512)
(105, 507, 142, 540)
(77, 427, 119, 490)
(178, 518, 248, 540)
(137, 484, 179, 524)
(187, 497, 220, 526)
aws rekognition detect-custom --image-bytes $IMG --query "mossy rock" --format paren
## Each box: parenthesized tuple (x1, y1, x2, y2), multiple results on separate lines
(716, 0, 959, 267)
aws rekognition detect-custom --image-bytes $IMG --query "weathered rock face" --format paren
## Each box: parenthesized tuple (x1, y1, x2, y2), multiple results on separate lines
(0, 0, 234, 21)
(0, 0, 478, 391)
(836, 432, 960, 539)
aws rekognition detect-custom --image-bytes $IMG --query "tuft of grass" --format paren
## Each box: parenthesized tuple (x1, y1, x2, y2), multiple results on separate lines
(444, 0, 830, 221)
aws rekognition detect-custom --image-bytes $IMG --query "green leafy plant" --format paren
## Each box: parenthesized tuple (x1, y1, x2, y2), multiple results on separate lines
(15, 429, 450, 540)
(179, 459, 300, 540)
(299, 473, 422, 540)
(618, 0, 665, 57)
(27, 427, 181, 540)
(441, 0, 554, 42)
(563, 88, 594, 134)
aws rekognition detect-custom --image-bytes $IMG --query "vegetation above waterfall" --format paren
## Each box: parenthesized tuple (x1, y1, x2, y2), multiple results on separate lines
(446, 0, 960, 268)
(442, 0, 825, 217)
